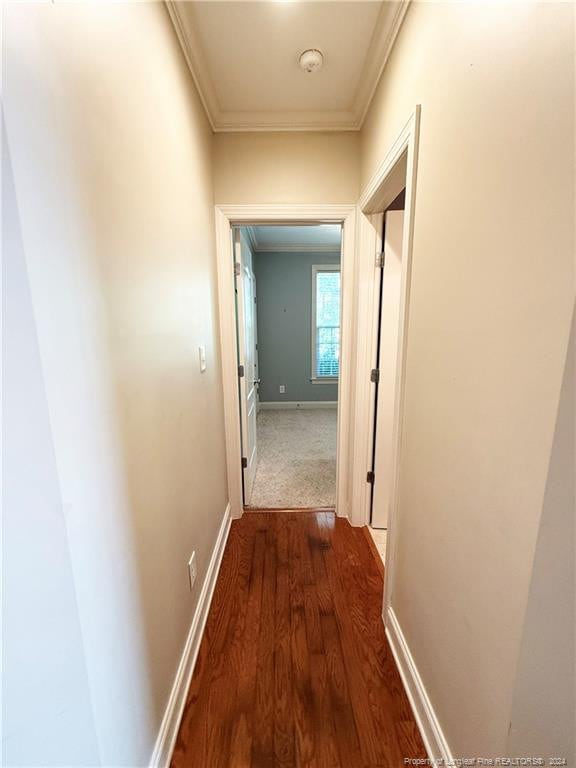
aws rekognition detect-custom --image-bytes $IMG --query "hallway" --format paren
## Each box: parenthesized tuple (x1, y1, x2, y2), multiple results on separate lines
(4, 3, 574, 765)
(171, 511, 426, 767)
(249, 409, 337, 509)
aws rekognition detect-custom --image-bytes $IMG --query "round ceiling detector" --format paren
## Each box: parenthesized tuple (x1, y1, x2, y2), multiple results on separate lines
(299, 49, 323, 74)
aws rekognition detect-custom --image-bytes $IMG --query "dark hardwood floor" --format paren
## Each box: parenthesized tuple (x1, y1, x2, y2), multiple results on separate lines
(171, 511, 426, 768)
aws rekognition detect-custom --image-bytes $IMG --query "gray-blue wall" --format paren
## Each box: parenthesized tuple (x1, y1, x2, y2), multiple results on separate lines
(254, 251, 340, 402)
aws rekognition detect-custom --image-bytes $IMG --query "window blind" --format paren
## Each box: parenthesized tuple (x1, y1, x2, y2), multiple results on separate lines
(315, 270, 340, 378)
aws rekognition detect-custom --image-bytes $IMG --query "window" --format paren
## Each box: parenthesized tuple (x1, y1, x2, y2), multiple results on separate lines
(311, 265, 341, 381)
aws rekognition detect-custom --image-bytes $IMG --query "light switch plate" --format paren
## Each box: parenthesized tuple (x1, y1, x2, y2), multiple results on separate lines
(198, 346, 207, 372)
(188, 552, 197, 591)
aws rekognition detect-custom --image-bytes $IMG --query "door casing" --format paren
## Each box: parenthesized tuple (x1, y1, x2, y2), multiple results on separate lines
(215, 205, 356, 519)
(352, 106, 421, 624)
(371, 210, 405, 529)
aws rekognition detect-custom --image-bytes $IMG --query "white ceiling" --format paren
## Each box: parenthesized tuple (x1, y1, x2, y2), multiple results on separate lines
(247, 224, 341, 252)
(167, 1, 409, 132)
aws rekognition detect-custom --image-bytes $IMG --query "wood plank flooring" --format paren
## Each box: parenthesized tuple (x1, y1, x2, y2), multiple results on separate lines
(171, 511, 426, 768)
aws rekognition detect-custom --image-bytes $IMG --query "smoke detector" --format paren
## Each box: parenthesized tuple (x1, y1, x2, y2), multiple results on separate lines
(299, 49, 324, 74)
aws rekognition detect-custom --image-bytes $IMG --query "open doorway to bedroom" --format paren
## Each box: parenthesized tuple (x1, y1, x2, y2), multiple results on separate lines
(366, 190, 406, 565)
(234, 224, 342, 509)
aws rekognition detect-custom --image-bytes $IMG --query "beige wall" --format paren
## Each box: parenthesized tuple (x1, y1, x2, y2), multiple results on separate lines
(506, 311, 574, 763)
(213, 131, 360, 203)
(4, 2, 574, 764)
(360, 1, 574, 758)
(3, 4, 227, 765)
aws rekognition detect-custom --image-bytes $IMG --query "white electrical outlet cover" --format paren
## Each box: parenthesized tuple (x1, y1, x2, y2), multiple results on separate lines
(279, 385, 285, 393)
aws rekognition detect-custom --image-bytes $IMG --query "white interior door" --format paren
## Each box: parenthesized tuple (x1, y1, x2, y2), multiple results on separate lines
(235, 230, 258, 504)
(372, 210, 404, 528)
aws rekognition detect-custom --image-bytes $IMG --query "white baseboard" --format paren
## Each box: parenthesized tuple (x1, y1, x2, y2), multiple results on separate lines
(385, 607, 453, 764)
(149, 503, 232, 768)
(336, 497, 350, 519)
(258, 401, 338, 410)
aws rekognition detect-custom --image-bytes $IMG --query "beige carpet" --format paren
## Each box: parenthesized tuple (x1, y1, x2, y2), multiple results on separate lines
(248, 408, 337, 509)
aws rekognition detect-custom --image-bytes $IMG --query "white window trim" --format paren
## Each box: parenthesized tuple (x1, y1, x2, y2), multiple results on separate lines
(311, 264, 341, 384)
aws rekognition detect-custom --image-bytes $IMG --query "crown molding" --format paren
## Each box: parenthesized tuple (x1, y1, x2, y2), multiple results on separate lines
(210, 110, 359, 133)
(245, 226, 259, 252)
(245, 225, 340, 253)
(166, 0, 410, 133)
(353, 0, 411, 126)
(252, 244, 341, 253)
(245, 227, 339, 253)
(165, 0, 218, 131)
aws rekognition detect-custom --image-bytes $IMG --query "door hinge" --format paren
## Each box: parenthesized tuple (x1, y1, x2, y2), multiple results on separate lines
(370, 368, 380, 384)
(234, 262, 241, 277)
(241, 457, 248, 469)
(366, 470, 375, 484)
(238, 364, 245, 378)
(376, 251, 385, 268)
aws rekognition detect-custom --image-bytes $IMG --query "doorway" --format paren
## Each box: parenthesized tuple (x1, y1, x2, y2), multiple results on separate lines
(214, 204, 356, 519)
(370, 192, 406, 528)
(234, 224, 342, 509)
(351, 106, 420, 622)
(366, 192, 406, 563)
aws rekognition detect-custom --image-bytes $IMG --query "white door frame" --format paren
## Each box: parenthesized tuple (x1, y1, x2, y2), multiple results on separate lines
(371, 210, 405, 530)
(351, 107, 421, 622)
(215, 204, 356, 519)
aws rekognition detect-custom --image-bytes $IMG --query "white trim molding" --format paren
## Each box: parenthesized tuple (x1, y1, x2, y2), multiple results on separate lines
(245, 226, 341, 254)
(350, 107, 421, 639)
(358, 111, 416, 213)
(149, 503, 232, 768)
(310, 378, 338, 385)
(164, 0, 216, 132)
(252, 245, 341, 255)
(386, 608, 453, 764)
(215, 204, 356, 521)
(165, 0, 410, 133)
(353, 1, 412, 128)
(258, 401, 338, 410)
(351, 107, 421, 530)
